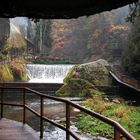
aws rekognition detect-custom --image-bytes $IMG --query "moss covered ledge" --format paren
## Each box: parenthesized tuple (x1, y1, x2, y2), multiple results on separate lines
(0, 59, 29, 82)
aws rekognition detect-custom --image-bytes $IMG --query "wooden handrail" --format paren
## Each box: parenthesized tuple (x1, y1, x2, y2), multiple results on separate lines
(0, 86, 136, 140)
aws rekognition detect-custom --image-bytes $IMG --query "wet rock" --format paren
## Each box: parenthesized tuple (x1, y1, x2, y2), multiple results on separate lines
(112, 99, 120, 104)
(104, 97, 109, 102)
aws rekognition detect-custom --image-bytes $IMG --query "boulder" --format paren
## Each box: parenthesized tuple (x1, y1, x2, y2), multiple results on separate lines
(56, 59, 111, 97)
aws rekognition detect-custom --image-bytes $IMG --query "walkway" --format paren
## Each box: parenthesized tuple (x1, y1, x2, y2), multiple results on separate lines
(0, 87, 136, 140)
(110, 65, 140, 92)
(0, 118, 40, 140)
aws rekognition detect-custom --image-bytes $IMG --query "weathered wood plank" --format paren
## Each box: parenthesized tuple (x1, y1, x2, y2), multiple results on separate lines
(0, 118, 40, 140)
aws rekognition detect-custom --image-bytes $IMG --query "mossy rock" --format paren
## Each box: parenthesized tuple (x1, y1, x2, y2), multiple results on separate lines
(64, 61, 111, 86)
(56, 59, 112, 97)
(10, 60, 29, 81)
(0, 59, 29, 82)
(0, 64, 14, 82)
(56, 80, 100, 97)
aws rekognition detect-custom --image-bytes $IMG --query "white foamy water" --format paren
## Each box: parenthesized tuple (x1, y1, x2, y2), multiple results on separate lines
(25, 64, 74, 83)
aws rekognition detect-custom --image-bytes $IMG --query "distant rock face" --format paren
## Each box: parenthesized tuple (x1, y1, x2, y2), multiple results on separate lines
(56, 59, 111, 97)
(0, 18, 10, 48)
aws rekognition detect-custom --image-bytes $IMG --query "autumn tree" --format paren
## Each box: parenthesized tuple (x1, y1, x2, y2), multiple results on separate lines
(50, 7, 129, 63)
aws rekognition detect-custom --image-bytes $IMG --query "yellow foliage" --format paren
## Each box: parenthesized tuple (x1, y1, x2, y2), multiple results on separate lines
(93, 102, 113, 113)
(111, 25, 129, 31)
(84, 98, 93, 106)
(85, 93, 114, 113)
(6, 34, 26, 49)
(0, 58, 28, 82)
(11, 58, 29, 81)
(95, 104, 106, 113)
(0, 64, 14, 81)
(115, 107, 128, 120)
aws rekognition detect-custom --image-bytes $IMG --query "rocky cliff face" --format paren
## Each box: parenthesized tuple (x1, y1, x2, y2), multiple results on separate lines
(0, 18, 10, 49)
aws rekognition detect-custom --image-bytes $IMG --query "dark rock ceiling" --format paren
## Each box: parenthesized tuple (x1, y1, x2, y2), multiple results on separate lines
(0, 0, 138, 19)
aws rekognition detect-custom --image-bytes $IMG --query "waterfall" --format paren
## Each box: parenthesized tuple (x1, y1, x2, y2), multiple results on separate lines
(25, 64, 74, 83)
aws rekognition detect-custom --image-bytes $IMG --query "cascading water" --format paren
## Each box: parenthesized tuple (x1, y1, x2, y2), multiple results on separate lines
(25, 64, 74, 83)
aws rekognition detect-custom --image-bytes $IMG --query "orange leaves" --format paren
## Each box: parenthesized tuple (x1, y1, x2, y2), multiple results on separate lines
(111, 25, 129, 31)
(115, 107, 129, 120)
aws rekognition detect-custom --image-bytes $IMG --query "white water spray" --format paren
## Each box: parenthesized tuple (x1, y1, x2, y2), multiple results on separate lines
(26, 64, 74, 83)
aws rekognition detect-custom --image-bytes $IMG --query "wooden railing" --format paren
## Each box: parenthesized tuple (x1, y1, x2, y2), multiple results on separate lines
(0, 86, 136, 140)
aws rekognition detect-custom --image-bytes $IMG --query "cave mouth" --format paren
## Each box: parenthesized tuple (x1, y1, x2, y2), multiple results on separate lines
(0, 0, 137, 19)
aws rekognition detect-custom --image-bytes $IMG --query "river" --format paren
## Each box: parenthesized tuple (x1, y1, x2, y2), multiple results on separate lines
(3, 64, 109, 139)
(3, 97, 108, 140)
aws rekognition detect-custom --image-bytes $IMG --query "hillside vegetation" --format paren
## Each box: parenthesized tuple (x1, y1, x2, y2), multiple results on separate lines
(0, 59, 28, 82)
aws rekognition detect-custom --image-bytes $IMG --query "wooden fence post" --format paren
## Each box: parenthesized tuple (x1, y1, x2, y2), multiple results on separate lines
(40, 96, 44, 139)
(114, 128, 121, 140)
(23, 88, 26, 124)
(66, 102, 70, 140)
(0, 88, 4, 118)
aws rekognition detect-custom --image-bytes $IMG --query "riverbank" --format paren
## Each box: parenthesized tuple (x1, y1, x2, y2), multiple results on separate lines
(76, 93, 140, 139)
(43, 125, 108, 140)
